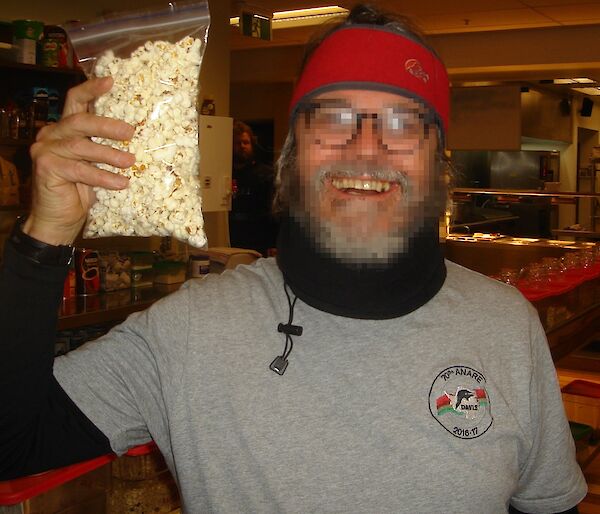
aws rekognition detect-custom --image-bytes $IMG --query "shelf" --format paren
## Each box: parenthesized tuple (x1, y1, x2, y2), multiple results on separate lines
(0, 60, 85, 78)
(551, 230, 600, 240)
(450, 215, 520, 230)
(0, 205, 27, 212)
(0, 137, 34, 147)
(453, 188, 600, 198)
(57, 284, 180, 330)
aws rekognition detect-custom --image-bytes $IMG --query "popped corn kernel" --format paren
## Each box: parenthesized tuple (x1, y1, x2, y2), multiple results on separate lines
(84, 37, 206, 246)
(86, 37, 207, 248)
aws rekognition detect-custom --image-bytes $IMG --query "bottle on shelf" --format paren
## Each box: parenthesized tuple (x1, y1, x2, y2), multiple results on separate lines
(0, 108, 9, 138)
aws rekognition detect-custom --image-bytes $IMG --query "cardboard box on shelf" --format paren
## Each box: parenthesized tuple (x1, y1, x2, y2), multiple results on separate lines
(562, 380, 600, 436)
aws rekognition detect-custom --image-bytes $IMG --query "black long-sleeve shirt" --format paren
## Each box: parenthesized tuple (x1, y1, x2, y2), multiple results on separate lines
(0, 241, 111, 480)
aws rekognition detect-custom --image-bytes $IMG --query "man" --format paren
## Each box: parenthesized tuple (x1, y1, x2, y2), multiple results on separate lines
(0, 5, 586, 513)
(229, 120, 277, 255)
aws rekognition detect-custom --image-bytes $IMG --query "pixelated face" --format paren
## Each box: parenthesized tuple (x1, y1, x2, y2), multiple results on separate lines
(292, 89, 441, 263)
(234, 131, 254, 163)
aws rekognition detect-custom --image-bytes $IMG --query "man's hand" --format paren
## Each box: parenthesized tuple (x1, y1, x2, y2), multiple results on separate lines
(25, 77, 136, 246)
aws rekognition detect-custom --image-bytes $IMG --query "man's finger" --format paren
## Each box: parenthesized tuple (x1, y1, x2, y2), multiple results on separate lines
(42, 153, 130, 190)
(62, 77, 114, 117)
(46, 137, 136, 169)
(45, 112, 135, 143)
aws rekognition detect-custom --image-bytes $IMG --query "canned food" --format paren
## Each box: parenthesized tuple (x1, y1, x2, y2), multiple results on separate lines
(62, 265, 76, 299)
(41, 25, 72, 68)
(75, 249, 100, 295)
(40, 38, 60, 67)
(189, 255, 210, 278)
(12, 20, 44, 65)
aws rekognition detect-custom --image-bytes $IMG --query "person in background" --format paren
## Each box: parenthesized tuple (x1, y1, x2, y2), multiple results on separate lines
(0, 4, 587, 513)
(229, 120, 277, 256)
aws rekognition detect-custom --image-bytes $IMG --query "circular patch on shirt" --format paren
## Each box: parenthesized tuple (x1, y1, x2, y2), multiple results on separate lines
(428, 365, 493, 439)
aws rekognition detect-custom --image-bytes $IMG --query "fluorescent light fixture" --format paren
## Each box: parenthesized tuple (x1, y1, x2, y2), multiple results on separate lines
(554, 77, 595, 84)
(577, 87, 600, 96)
(273, 6, 348, 20)
(231, 6, 348, 29)
(551, 77, 600, 95)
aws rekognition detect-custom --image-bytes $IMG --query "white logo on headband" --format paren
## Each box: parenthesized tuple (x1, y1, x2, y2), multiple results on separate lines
(405, 59, 429, 83)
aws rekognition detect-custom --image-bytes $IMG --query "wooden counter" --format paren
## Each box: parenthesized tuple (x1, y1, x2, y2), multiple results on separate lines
(536, 281, 600, 362)
(444, 234, 599, 363)
(58, 284, 179, 331)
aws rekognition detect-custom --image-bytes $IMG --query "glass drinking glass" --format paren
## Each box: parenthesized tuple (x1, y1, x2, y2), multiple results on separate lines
(499, 268, 520, 286)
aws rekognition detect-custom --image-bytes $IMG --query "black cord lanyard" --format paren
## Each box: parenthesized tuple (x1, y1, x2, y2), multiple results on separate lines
(270, 282, 302, 376)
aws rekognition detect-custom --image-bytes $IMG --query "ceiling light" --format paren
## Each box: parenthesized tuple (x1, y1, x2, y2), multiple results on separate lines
(554, 77, 595, 85)
(230, 6, 348, 29)
(273, 6, 348, 20)
(577, 87, 600, 96)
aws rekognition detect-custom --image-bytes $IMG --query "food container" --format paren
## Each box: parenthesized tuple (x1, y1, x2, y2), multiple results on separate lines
(154, 261, 186, 284)
(189, 254, 210, 278)
(99, 251, 132, 291)
(47, 88, 60, 122)
(75, 248, 100, 295)
(40, 25, 72, 67)
(12, 20, 44, 64)
(561, 379, 600, 437)
(568, 421, 596, 466)
(0, 156, 20, 206)
(131, 252, 156, 288)
(131, 266, 154, 288)
(0, 42, 18, 63)
(62, 262, 76, 299)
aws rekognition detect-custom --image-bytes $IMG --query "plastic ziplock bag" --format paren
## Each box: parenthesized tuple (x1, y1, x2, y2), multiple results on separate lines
(65, 1, 210, 247)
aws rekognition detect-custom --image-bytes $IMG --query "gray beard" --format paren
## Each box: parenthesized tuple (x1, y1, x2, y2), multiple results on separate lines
(288, 164, 442, 265)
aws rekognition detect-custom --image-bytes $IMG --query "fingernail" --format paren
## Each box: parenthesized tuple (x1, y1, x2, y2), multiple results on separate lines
(99, 76, 113, 88)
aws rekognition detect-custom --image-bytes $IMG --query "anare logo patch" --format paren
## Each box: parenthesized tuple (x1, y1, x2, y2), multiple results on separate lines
(428, 365, 493, 439)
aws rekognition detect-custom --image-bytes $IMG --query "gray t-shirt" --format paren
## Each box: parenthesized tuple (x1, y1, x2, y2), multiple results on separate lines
(54, 259, 587, 513)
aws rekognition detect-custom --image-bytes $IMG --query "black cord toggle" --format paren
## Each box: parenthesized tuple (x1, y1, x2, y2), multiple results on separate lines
(277, 323, 303, 337)
(269, 356, 289, 375)
(270, 282, 301, 376)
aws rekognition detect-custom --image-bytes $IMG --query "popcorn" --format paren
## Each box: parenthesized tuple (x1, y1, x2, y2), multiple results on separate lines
(87, 37, 207, 248)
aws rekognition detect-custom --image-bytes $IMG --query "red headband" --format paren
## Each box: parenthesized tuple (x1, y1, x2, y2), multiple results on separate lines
(289, 26, 449, 133)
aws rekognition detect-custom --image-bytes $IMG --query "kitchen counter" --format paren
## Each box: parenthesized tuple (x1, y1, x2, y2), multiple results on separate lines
(58, 284, 180, 331)
(444, 233, 594, 276)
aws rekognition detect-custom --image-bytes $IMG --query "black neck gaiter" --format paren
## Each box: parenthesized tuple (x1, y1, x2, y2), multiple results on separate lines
(276, 215, 446, 319)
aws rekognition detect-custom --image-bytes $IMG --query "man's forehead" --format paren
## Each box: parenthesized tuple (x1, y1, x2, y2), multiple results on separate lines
(311, 89, 424, 111)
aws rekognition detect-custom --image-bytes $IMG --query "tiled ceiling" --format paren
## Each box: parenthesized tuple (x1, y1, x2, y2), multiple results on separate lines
(230, 0, 600, 47)
(230, 1, 600, 91)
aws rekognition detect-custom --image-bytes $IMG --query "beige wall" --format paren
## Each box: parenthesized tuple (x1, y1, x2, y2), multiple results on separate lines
(430, 25, 600, 80)
(4, 0, 176, 26)
(448, 86, 521, 150)
(230, 25, 600, 85)
(521, 89, 572, 143)
(199, 0, 231, 248)
(230, 82, 293, 156)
